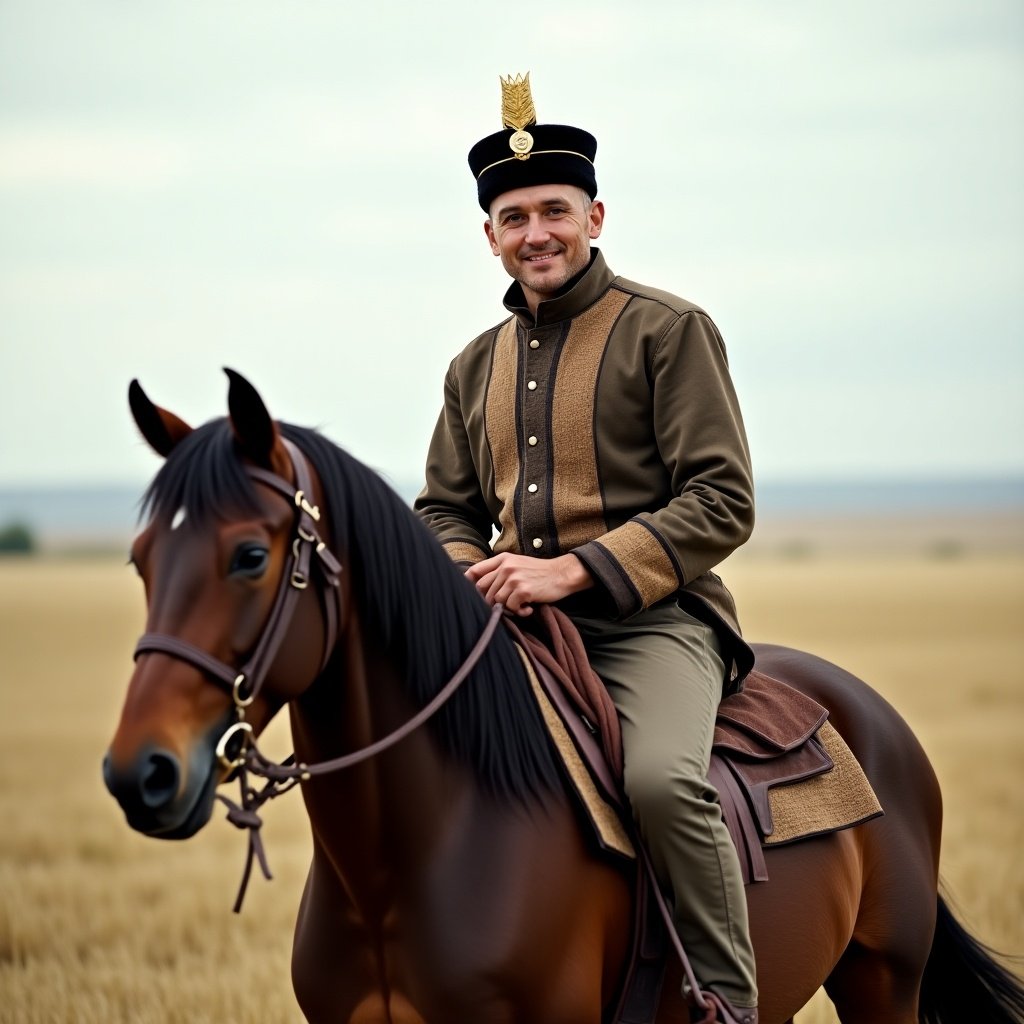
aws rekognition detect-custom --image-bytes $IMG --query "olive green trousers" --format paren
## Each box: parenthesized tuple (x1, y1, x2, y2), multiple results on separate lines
(571, 602, 758, 1009)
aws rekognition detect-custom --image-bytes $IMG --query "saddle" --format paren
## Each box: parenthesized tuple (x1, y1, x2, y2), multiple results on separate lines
(503, 607, 882, 1024)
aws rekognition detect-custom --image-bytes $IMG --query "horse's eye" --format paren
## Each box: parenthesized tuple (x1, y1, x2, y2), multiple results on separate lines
(230, 544, 269, 578)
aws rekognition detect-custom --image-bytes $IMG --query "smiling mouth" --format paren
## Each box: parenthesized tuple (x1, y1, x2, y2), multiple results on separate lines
(523, 251, 561, 264)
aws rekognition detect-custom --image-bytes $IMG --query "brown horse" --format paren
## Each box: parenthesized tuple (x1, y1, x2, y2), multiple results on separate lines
(104, 370, 1024, 1024)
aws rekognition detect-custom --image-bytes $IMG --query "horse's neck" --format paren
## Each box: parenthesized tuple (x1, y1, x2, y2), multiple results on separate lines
(289, 611, 471, 900)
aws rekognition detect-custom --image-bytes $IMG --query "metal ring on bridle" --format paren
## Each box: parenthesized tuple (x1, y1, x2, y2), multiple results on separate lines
(216, 720, 253, 771)
(294, 489, 320, 521)
(232, 673, 255, 709)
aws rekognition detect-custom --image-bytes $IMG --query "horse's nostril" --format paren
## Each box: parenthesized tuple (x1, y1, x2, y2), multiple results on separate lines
(140, 750, 180, 808)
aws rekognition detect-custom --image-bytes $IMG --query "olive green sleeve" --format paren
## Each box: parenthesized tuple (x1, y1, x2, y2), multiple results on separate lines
(574, 311, 754, 616)
(414, 364, 493, 565)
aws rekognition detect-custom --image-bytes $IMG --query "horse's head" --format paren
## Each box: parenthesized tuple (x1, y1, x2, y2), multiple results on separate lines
(103, 369, 342, 839)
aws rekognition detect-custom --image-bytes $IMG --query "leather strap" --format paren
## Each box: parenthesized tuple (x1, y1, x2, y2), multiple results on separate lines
(297, 603, 504, 778)
(709, 755, 769, 884)
(134, 633, 239, 688)
(218, 602, 505, 911)
(134, 438, 343, 705)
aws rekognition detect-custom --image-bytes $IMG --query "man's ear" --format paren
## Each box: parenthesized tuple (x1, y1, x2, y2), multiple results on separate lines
(588, 199, 605, 240)
(483, 218, 500, 256)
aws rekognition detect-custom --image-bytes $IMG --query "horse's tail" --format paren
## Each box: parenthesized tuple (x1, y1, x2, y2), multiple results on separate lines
(918, 892, 1024, 1024)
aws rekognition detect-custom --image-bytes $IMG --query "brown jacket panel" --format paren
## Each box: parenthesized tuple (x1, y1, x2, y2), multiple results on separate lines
(415, 251, 756, 685)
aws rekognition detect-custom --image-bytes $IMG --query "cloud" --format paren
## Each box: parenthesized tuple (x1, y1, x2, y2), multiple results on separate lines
(0, 0, 1021, 485)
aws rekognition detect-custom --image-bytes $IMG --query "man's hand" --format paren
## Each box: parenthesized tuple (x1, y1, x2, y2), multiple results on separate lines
(465, 552, 593, 616)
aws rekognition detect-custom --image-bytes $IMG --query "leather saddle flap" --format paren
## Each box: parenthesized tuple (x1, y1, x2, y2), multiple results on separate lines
(714, 670, 828, 759)
(713, 670, 834, 839)
(723, 734, 834, 837)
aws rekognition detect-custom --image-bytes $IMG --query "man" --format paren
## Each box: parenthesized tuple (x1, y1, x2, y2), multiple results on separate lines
(415, 73, 758, 1024)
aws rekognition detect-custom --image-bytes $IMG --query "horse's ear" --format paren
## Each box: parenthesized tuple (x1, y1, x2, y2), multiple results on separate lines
(225, 368, 280, 468)
(129, 379, 193, 458)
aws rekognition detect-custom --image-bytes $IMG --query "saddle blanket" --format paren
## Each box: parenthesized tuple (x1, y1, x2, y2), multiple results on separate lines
(515, 644, 883, 879)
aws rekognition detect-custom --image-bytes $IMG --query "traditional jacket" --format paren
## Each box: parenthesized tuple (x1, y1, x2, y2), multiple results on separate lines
(416, 250, 755, 685)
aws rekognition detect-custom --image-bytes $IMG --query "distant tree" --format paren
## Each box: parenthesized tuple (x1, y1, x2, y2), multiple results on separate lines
(0, 521, 36, 554)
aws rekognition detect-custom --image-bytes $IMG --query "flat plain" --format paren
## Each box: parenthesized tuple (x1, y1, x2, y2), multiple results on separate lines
(1, 547, 1021, 1023)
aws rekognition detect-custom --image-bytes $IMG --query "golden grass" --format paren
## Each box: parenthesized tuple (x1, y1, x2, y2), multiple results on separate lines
(723, 551, 1024, 1023)
(1, 552, 1021, 1023)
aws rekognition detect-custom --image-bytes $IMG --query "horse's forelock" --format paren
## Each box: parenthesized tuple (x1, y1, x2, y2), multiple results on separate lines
(140, 418, 263, 527)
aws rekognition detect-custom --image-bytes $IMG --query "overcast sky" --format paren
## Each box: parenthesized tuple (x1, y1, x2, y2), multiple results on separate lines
(1, 0, 1021, 490)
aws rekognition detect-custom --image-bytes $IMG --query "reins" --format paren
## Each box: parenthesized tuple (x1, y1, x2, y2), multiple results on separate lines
(132, 439, 505, 911)
(216, 601, 503, 912)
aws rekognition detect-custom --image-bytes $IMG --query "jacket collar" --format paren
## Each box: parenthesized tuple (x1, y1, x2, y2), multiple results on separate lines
(502, 249, 616, 328)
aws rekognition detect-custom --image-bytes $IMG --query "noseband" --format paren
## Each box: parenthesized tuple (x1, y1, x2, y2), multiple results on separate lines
(132, 438, 502, 910)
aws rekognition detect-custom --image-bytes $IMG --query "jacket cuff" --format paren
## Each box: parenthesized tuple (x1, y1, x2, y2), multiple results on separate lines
(573, 519, 682, 618)
(442, 539, 489, 565)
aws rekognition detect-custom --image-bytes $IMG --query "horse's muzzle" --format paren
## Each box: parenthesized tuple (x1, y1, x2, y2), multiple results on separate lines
(103, 720, 227, 839)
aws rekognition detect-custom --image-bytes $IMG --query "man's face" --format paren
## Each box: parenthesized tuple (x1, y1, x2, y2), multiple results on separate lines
(484, 185, 604, 307)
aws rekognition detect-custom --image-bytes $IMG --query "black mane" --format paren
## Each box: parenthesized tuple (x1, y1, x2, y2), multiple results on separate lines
(141, 418, 562, 804)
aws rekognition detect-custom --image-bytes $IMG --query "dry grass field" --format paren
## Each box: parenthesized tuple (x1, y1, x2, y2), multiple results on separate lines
(1, 546, 1021, 1023)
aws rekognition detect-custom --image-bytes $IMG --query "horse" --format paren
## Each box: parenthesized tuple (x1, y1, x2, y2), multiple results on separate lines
(104, 370, 1024, 1024)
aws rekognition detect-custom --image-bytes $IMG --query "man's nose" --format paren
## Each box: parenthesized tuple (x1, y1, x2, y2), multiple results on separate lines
(524, 217, 551, 246)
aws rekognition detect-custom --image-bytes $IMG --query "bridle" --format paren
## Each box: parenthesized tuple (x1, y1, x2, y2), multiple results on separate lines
(132, 437, 503, 911)
(136, 439, 343, 749)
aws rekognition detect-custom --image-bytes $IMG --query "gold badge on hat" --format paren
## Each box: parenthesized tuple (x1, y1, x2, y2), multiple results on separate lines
(500, 72, 536, 160)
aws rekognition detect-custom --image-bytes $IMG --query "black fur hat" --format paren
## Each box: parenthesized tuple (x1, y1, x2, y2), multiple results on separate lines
(468, 74, 597, 213)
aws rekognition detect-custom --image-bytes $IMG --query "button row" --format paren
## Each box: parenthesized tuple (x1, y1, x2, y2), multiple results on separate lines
(526, 335, 544, 554)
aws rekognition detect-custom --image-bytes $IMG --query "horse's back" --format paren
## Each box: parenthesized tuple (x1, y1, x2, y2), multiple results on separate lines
(748, 642, 943, 1013)
(750, 643, 940, 806)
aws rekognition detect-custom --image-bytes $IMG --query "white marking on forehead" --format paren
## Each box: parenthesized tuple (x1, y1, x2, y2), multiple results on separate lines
(170, 507, 187, 531)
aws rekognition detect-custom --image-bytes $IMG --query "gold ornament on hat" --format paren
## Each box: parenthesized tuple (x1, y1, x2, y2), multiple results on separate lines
(500, 72, 536, 160)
